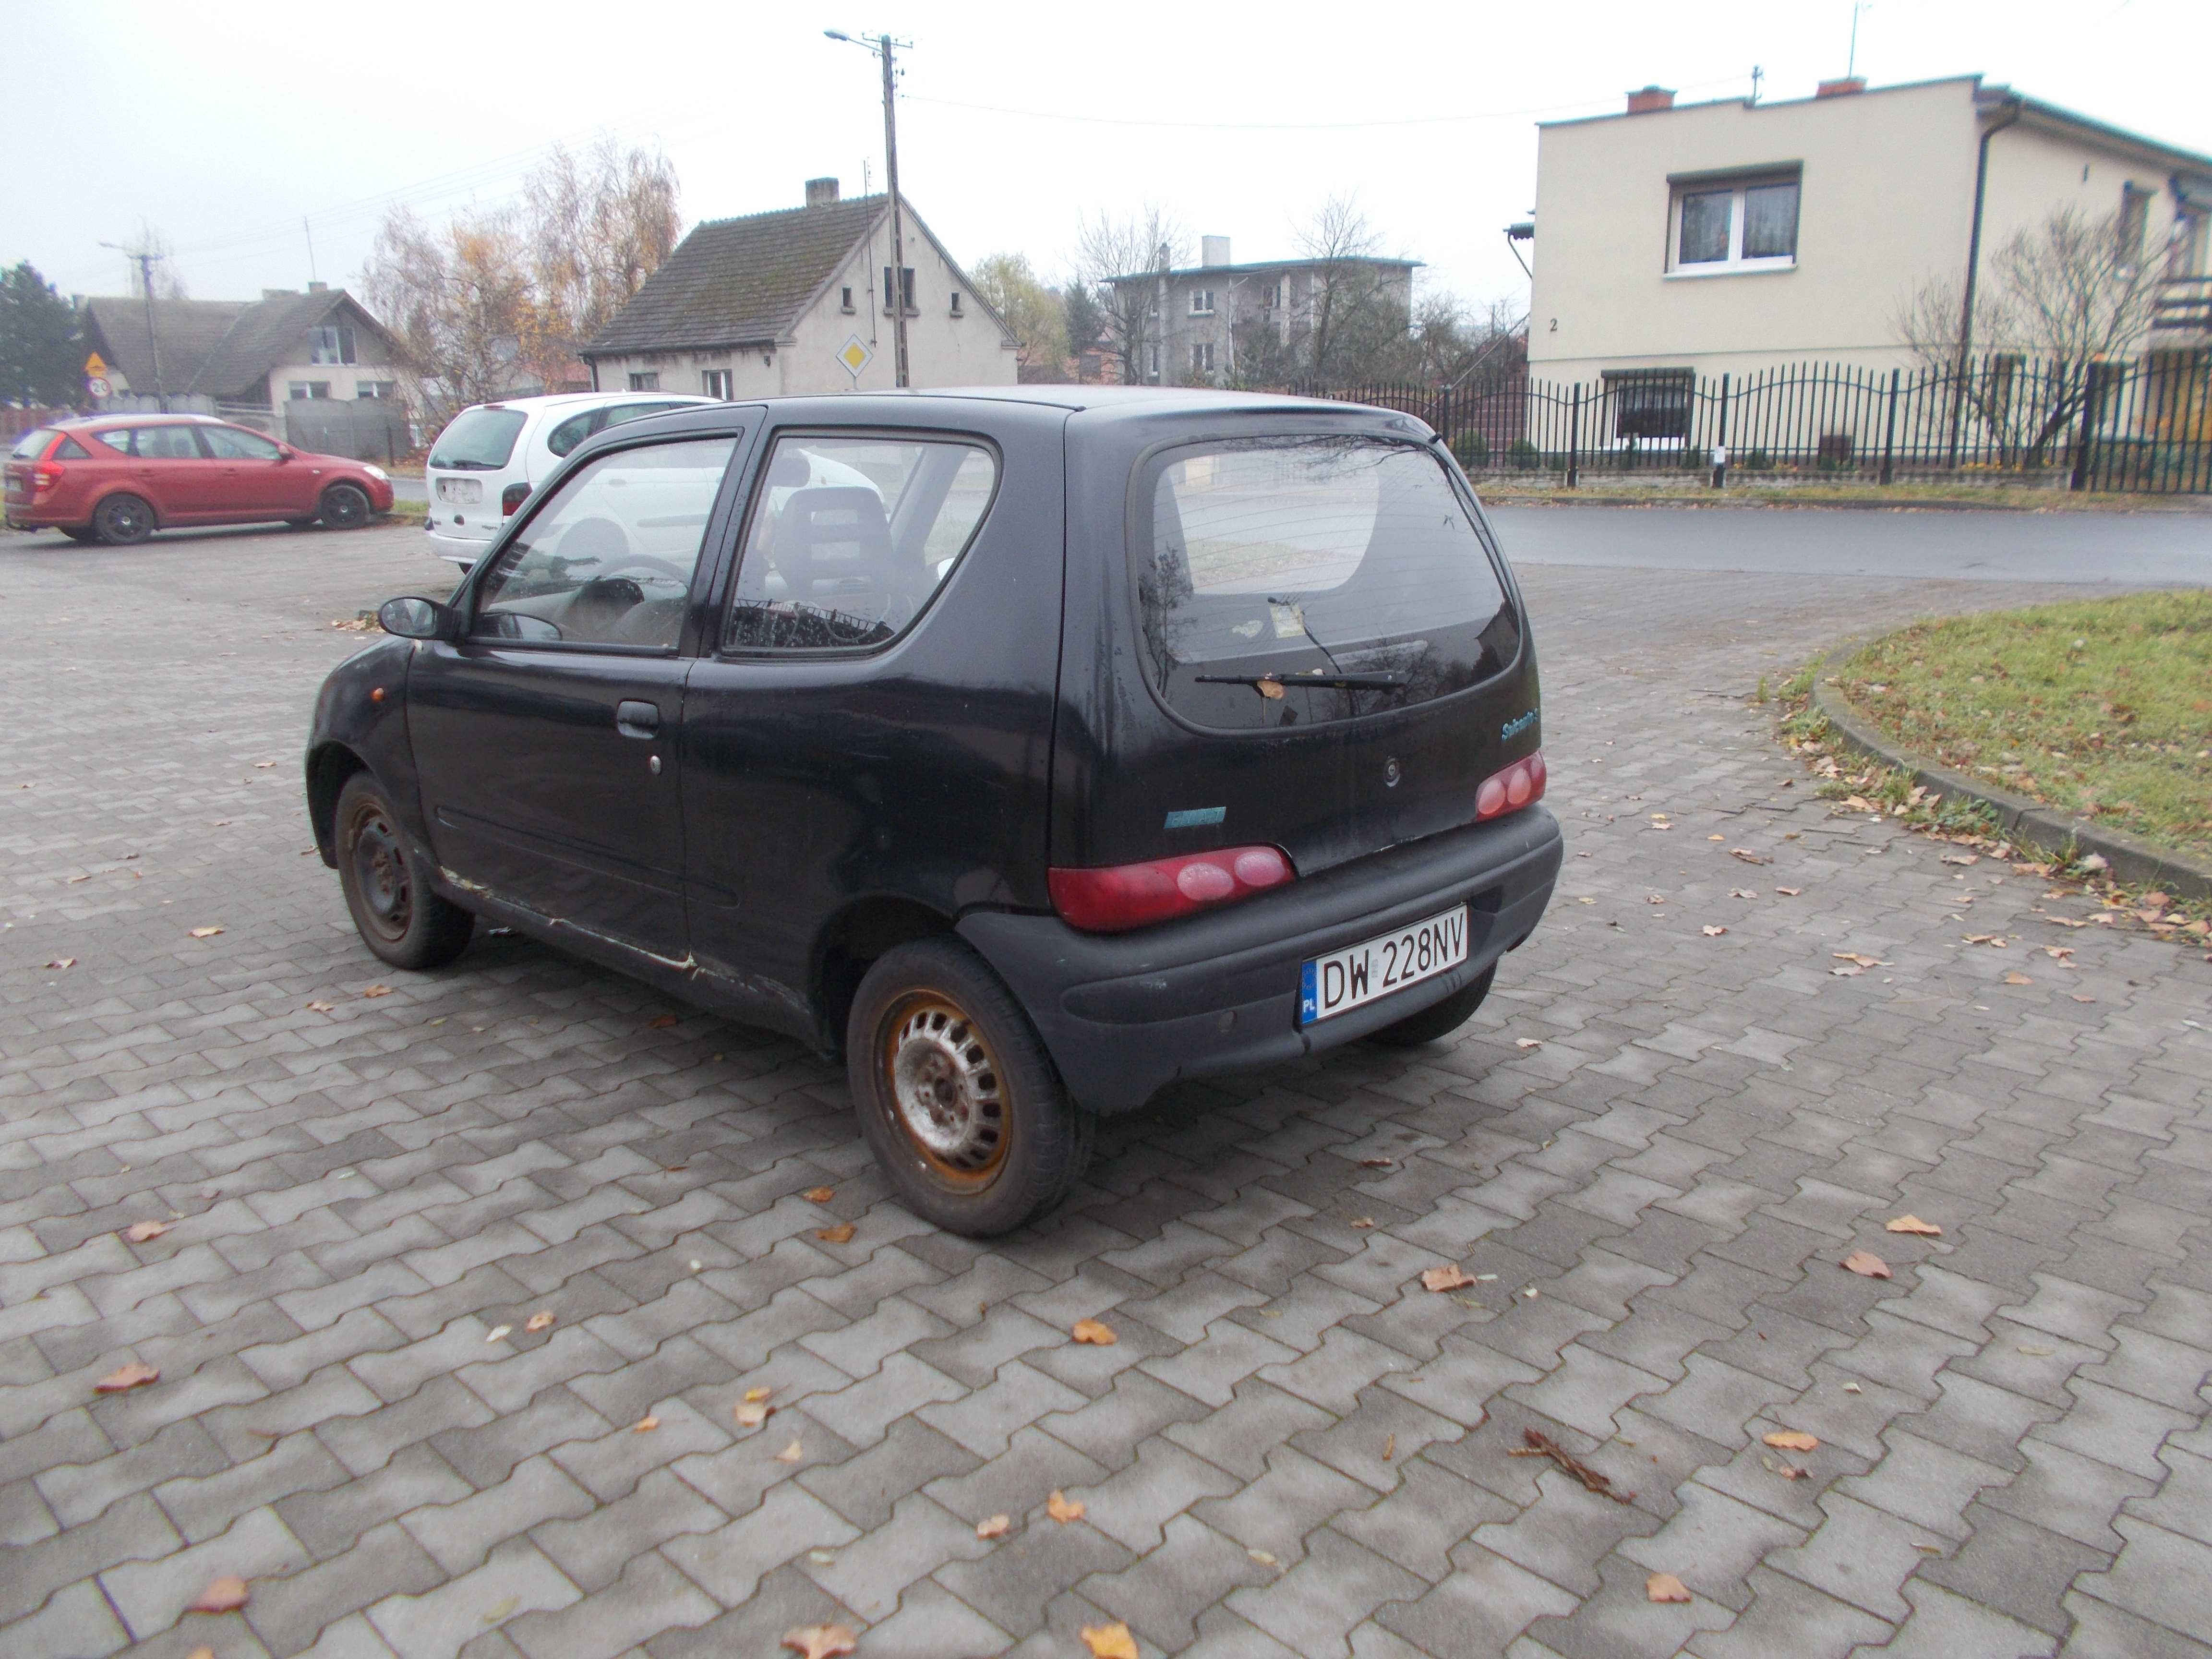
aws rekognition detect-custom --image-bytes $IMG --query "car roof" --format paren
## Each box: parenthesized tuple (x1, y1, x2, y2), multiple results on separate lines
(54, 412, 222, 429)
(463, 391, 720, 414)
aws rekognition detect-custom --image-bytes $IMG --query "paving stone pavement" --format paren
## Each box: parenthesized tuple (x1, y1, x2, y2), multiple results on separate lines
(2, 520, 2207, 1659)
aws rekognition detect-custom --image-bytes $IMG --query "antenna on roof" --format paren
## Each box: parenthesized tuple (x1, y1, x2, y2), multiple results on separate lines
(1846, 1, 1872, 80)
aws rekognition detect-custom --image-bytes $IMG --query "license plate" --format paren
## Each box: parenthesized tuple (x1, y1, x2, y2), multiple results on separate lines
(437, 477, 483, 504)
(1299, 905, 1469, 1026)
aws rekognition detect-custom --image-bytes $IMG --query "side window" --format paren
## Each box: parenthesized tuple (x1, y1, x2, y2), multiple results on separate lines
(545, 410, 600, 457)
(55, 437, 93, 459)
(601, 401, 677, 431)
(724, 434, 998, 652)
(126, 426, 204, 459)
(201, 426, 282, 461)
(471, 437, 738, 651)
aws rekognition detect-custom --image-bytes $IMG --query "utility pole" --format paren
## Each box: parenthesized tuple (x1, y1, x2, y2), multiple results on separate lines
(1846, 1, 1871, 79)
(826, 29, 913, 388)
(101, 240, 167, 411)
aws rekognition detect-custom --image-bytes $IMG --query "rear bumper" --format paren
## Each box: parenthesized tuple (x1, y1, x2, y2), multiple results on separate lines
(959, 806, 1562, 1116)
(425, 524, 495, 567)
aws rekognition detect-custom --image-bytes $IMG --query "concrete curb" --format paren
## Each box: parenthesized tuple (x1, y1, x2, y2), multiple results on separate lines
(1811, 638, 2212, 903)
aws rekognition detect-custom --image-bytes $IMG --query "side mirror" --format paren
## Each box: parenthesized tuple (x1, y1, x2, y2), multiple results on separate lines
(276, 444, 296, 461)
(377, 596, 450, 640)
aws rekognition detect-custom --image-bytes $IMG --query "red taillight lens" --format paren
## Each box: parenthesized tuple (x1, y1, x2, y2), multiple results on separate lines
(500, 481, 531, 516)
(1049, 844, 1295, 933)
(1477, 750, 1546, 823)
(32, 464, 62, 495)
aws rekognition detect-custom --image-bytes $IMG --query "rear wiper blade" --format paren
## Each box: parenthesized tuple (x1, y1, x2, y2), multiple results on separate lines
(1196, 670, 1409, 690)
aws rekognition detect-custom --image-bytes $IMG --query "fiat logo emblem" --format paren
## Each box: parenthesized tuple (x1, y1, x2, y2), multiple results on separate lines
(1383, 757, 1402, 788)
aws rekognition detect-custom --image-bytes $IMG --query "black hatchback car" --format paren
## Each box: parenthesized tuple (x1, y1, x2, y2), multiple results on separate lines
(307, 388, 1560, 1235)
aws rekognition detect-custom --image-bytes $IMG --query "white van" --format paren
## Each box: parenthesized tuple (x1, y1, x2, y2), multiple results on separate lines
(422, 391, 715, 567)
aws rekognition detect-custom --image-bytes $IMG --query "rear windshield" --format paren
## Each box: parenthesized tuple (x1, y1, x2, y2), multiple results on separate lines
(10, 429, 57, 460)
(428, 407, 527, 470)
(1135, 436, 1519, 730)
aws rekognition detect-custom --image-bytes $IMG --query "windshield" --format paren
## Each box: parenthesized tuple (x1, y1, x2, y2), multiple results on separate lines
(1134, 436, 1519, 731)
(428, 407, 528, 471)
(9, 429, 57, 460)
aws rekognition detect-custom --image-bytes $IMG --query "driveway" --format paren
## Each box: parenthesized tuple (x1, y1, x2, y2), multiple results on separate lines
(1, 521, 2206, 1659)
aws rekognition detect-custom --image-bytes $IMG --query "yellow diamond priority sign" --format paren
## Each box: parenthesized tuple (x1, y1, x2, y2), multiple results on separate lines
(836, 335, 874, 381)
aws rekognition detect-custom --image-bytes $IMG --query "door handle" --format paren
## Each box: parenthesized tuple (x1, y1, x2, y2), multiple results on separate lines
(615, 700, 660, 740)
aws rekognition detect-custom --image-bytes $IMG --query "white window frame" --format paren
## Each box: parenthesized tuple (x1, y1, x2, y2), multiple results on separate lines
(701, 368, 733, 399)
(1666, 171, 1800, 277)
(1190, 289, 1215, 316)
(628, 371, 660, 391)
(1191, 342, 1214, 373)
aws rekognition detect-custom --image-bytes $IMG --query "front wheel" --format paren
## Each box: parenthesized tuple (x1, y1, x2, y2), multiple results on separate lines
(93, 493, 154, 545)
(335, 772, 474, 970)
(1364, 965, 1495, 1048)
(846, 938, 1094, 1236)
(319, 483, 372, 529)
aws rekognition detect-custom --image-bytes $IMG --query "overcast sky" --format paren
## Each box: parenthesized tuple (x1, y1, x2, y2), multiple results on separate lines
(10, 0, 2207, 323)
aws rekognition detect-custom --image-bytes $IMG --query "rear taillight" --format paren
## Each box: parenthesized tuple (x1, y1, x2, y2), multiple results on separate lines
(1476, 749, 1546, 821)
(500, 481, 531, 516)
(1049, 844, 1295, 933)
(31, 464, 62, 496)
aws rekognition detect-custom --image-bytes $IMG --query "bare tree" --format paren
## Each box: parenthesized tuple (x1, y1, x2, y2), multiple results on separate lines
(1894, 204, 2164, 462)
(364, 207, 532, 424)
(1074, 207, 1186, 384)
(970, 252, 1069, 379)
(522, 139, 680, 380)
(122, 224, 189, 300)
(1294, 195, 1408, 384)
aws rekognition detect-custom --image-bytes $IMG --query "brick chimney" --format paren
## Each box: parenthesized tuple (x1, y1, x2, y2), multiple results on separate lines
(1626, 85, 1675, 114)
(805, 177, 839, 208)
(1816, 77, 1866, 97)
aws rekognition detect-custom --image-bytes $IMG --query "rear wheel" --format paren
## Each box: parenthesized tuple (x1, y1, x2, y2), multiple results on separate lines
(93, 493, 154, 545)
(335, 772, 473, 970)
(60, 526, 98, 543)
(846, 938, 1093, 1236)
(319, 483, 372, 529)
(1364, 965, 1495, 1048)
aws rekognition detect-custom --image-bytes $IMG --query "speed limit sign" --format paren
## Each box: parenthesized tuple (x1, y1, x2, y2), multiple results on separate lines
(86, 375, 113, 399)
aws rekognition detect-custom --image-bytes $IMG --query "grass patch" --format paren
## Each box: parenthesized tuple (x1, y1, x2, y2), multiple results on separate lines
(1832, 591, 2212, 863)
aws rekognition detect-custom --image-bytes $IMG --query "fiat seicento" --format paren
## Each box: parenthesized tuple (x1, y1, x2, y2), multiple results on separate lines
(307, 387, 1560, 1235)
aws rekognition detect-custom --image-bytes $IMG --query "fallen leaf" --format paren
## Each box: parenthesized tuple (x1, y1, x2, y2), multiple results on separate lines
(1254, 677, 1285, 700)
(781, 1625, 859, 1659)
(977, 1513, 1012, 1539)
(94, 1361, 159, 1393)
(1831, 963, 1866, 977)
(1576, 895, 1597, 904)
(1646, 1571, 1692, 1603)
(305, 1000, 336, 1012)
(1832, 952, 1888, 968)
(648, 1013, 678, 1029)
(735, 1400, 770, 1428)
(2043, 946, 2074, 959)
(1729, 889, 1758, 899)
(1081, 1623, 1140, 1659)
(481, 1596, 520, 1625)
(1761, 1455, 1811, 1480)
(361, 984, 392, 998)
(2003, 972, 2033, 986)
(633, 1414, 660, 1433)
(124, 1220, 171, 1243)
(187, 1648, 217, 1659)
(1843, 1381, 1863, 1394)
(2018, 1343, 2055, 1356)
(1349, 1216, 1376, 1229)
(1358, 1156, 1395, 1168)
(1707, 833, 1726, 842)
(1047, 1490, 1085, 1523)
(1382, 1431, 1396, 1461)
(2072, 994, 2097, 1004)
(525, 1310, 555, 1332)
(1646, 894, 1667, 904)
(187, 1575, 250, 1613)
(773, 1436, 804, 1463)
(1249, 1547, 1278, 1566)
(1841, 1250, 1893, 1279)
(45, 956, 76, 970)
(815, 1223, 856, 1244)
(1777, 887, 1803, 896)
(1942, 853, 1981, 866)
(1729, 848, 1771, 865)
(1701, 925, 1728, 937)
(189, 926, 224, 938)
(485, 1325, 512, 1344)
(802, 1186, 835, 1203)
(1515, 1037, 1543, 1048)
(1763, 1430, 1819, 1451)
(1885, 1215, 1942, 1236)
(744, 1386, 773, 1403)
(1421, 1264, 1477, 1292)
(1071, 1318, 1118, 1346)
(254, 760, 276, 769)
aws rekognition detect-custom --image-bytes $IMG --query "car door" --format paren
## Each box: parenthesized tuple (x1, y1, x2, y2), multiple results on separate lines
(406, 423, 753, 959)
(679, 411, 1064, 1039)
(121, 424, 220, 519)
(197, 422, 298, 515)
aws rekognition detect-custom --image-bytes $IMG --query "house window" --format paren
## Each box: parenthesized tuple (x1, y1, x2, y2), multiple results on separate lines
(1604, 368, 1694, 441)
(2118, 184, 2152, 269)
(355, 381, 397, 399)
(950, 291, 963, 315)
(628, 371, 660, 391)
(1191, 342, 1214, 373)
(308, 324, 356, 365)
(702, 368, 733, 399)
(1190, 289, 1214, 316)
(1261, 283, 1280, 308)
(287, 380, 331, 400)
(882, 266, 915, 312)
(841, 285, 855, 312)
(1670, 173, 1800, 272)
(1149, 346, 1160, 381)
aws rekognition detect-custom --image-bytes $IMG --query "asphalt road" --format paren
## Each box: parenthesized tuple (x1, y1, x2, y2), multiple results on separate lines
(1489, 502, 2212, 585)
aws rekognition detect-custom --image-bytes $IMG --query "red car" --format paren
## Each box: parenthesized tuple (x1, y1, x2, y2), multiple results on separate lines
(4, 414, 395, 544)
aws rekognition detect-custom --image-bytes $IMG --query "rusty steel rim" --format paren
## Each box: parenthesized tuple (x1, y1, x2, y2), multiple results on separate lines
(882, 994, 1008, 1185)
(347, 801, 412, 942)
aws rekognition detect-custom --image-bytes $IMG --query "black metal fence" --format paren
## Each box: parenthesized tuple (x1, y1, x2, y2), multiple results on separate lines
(1293, 349, 2212, 494)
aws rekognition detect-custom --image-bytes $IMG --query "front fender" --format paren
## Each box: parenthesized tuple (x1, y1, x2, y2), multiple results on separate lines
(305, 637, 426, 867)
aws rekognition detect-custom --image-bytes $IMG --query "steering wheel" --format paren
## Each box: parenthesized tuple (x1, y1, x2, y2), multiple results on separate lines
(603, 556, 690, 586)
(576, 576, 645, 608)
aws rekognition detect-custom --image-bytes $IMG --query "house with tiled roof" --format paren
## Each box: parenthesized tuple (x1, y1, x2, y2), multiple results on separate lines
(583, 178, 1019, 397)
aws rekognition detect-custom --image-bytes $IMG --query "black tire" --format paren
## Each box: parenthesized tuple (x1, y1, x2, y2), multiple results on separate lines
(93, 493, 155, 545)
(319, 483, 373, 529)
(846, 938, 1093, 1237)
(335, 772, 474, 971)
(1364, 965, 1496, 1048)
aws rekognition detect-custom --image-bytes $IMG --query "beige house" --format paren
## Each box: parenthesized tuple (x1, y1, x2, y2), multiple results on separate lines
(1525, 75, 2212, 386)
(583, 180, 1019, 397)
